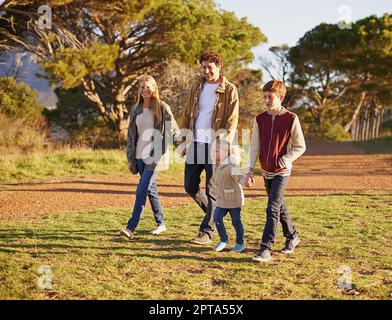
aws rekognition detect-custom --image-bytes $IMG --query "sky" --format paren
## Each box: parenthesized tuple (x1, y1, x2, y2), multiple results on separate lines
(214, 0, 391, 46)
(214, 0, 391, 79)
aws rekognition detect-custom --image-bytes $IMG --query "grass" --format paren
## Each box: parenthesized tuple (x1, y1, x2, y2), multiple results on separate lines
(353, 136, 392, 154)
(0, 147, 185, 184)
(0, 194, 391, 300)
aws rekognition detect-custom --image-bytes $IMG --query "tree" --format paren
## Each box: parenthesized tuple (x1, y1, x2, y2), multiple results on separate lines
(288, 14, 392, 140)
(259, 44, 291, 84)
(231, 68, 264, 126)
(0, 0, 266, 141)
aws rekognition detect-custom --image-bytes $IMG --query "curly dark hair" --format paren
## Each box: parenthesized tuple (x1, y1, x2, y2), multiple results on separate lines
(198, 51, 223, 68)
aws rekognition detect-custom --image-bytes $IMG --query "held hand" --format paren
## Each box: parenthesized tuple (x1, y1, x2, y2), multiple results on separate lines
(128, 163, 133, 172)
(244, 175, 255, 188)
(176, 143, 187, 158)
(245, 172, 255, 186)
(181, 147, 187, 158)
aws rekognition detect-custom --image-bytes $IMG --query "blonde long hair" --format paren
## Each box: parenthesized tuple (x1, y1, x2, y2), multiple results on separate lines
(136, 75, 162, 124)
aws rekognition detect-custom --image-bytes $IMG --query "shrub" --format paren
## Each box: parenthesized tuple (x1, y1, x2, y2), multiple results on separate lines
(0, 114, 48, 154)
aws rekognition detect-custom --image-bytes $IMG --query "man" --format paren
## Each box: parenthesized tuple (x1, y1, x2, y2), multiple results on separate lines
(181, 51, 239, 245)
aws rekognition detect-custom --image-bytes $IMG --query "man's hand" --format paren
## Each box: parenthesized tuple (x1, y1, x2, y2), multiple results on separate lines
(128, 163, 133, 172)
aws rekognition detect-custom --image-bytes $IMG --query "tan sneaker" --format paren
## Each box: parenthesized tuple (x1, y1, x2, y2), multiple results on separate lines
(191, 232, 211, 245)
(120, 228, 134, 240)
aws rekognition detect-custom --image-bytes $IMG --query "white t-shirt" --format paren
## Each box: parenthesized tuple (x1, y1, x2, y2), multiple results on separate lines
(194, 82, 220, 143)
(135, 107, 155, 159)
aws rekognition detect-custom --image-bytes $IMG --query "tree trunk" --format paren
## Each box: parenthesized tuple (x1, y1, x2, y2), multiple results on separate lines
(345, 91, 366, 133)
(116, 116, 130, 143)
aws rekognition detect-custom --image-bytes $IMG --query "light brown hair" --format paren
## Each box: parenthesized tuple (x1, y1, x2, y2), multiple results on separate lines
(262, 80, 287, 98)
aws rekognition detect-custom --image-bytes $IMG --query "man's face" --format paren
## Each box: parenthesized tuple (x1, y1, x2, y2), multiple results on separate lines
(200, 60, 221, 82)
(263, 91, 283, 110)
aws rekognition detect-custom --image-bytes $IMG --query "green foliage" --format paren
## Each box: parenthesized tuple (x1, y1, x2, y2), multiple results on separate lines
(380, 119, 392, 137)
(0, 77, 48, 154)
(69, 117, 120, 148)
(319, 121, 351, 142)
(231, 68, 264, 128)
(1, 0, 266, 137)
(45, 86, 120, 148)
(150, 0, 266, 74)
(46, 86, 97, 124)
(0, 77, 44, 121)
(42, 42, 119, 89)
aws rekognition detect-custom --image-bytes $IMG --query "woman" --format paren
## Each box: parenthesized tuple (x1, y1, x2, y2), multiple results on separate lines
(120, 75, 180, 239)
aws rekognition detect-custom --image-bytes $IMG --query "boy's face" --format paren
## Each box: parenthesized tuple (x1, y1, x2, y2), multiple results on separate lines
(263, 91, 284, 110)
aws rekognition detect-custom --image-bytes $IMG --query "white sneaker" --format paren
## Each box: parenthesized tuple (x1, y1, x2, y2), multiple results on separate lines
(214, 241, 229, 252)
(150, 225, 167, 235)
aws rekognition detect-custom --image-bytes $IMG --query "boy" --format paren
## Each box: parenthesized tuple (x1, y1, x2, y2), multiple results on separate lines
(246, 80, 306, 262)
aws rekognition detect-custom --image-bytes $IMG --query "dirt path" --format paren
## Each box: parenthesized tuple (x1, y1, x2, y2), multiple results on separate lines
(1, 143, 392, 220)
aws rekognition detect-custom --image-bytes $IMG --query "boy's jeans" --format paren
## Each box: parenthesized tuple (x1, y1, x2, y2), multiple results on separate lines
(184, 142, 216, 238)
(214, 207, 244, 245)
(127, 159, 164, 231)
(261, 175, 297, 251)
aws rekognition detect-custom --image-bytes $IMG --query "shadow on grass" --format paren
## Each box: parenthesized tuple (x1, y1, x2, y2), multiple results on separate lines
(0, 227, 260, 263)
(6, 188, 191, 197)
(2, 180, 186, 189)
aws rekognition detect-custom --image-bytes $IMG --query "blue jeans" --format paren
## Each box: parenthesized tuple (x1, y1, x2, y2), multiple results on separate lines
(127, 159, 164, 231)
(261, 175, 296, 250)
(184, 142, 216, 238)
(214, 207, 244, 245)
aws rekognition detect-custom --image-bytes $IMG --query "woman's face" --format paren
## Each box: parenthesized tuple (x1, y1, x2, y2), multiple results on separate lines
(140, 80, 154, 100)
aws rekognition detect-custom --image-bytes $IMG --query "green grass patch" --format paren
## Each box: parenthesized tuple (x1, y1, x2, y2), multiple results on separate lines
(353, 136, 392, 154)
(0, 147, 185, 184)
(1, 195, 391, 299)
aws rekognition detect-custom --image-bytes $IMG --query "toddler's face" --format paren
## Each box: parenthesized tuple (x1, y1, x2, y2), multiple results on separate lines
(214, 144, 229, 163)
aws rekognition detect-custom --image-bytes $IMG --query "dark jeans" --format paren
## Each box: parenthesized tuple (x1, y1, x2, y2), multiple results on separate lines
(214, 207, 244, 245)
(184, 142, 216, 238)
(261, 175, 297, 251)
(127, 159, 164, 231)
